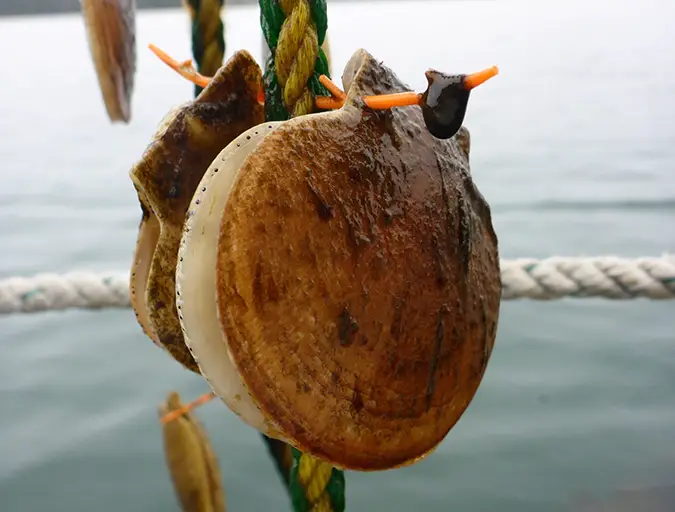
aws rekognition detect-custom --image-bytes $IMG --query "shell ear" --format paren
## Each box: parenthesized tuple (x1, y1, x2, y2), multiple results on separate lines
(195, 50, 261, 105)
(455, 126, 471, 160)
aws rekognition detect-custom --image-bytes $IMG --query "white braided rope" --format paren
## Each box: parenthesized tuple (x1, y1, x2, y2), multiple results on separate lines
(500, 255, 675, 300)
(0, 272, 131, 315)
(0, 256, 673, 315)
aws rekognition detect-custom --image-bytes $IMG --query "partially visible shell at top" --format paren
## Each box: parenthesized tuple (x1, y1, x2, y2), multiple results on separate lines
(178, 48, 502, 470)
(160, 392, 226, 512)
(80, 0, 136, 123)
(128, 50, 264, 373)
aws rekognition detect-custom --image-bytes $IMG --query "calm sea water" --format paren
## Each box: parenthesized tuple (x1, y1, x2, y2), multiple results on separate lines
(1, 1, 674, 511)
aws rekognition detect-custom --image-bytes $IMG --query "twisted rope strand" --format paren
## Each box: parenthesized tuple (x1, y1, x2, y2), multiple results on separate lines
(259, 0, 330, 119)
(0, 257, 672, 315)
(300, 454, 334, 504)
(275, 0, 318, 115)
(257, 1, 340, 509)
(184, 0, 225, 96)
(500, 255, 675, 300)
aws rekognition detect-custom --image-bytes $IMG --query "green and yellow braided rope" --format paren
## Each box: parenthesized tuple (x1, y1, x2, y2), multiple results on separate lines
(292, 447, 346, 512)
(183, 0, 226, 97)
(177, 1, 345, 508)
(263, 437, 346, 512)
(275, 0, 319, 115)
(258, 2, 344, 509)
(259, 0, 330, 119)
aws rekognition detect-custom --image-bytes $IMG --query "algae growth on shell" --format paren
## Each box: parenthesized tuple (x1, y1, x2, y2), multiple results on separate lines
(128, 50, 264, 373)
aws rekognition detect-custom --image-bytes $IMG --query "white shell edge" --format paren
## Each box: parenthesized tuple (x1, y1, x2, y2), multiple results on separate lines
(175, 121, 284, 437)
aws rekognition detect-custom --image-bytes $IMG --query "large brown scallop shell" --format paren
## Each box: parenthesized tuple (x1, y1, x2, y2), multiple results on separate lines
(215, 49, 501, 470)
(129, 50, 264, 372)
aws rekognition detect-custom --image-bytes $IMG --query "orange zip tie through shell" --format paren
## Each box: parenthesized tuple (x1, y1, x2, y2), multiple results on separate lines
(147, 43, 498, 113)
(148, 44, 341, 110)
(148, 44, 212, 88)
(319, 66, 499, 110)
(161, 391, 216, 424)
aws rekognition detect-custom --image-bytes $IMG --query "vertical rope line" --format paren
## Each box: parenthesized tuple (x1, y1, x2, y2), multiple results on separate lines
(258, 1, 345, 510)
(259, 0, 330, 119)
(184, 0, 226, 97)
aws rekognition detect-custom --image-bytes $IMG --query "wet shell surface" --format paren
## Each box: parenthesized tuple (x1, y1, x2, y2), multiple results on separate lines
(129, 50, 264, 373)
(176, 48, 501, 470)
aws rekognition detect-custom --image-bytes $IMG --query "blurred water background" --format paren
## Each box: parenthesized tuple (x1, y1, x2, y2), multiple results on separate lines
(0, 0, 674, 510)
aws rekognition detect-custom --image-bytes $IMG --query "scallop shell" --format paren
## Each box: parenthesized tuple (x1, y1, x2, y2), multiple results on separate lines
(177, 48, 501, 470)
(81, 0, 136, 122)
(160, 392, 226, 512)
(129, 50, 264, 372)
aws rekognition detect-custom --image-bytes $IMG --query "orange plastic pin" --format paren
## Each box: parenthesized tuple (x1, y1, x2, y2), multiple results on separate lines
(148, 43, 212, 88)
(160, 391, 216, 424)
(463, 65, 499, 90)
